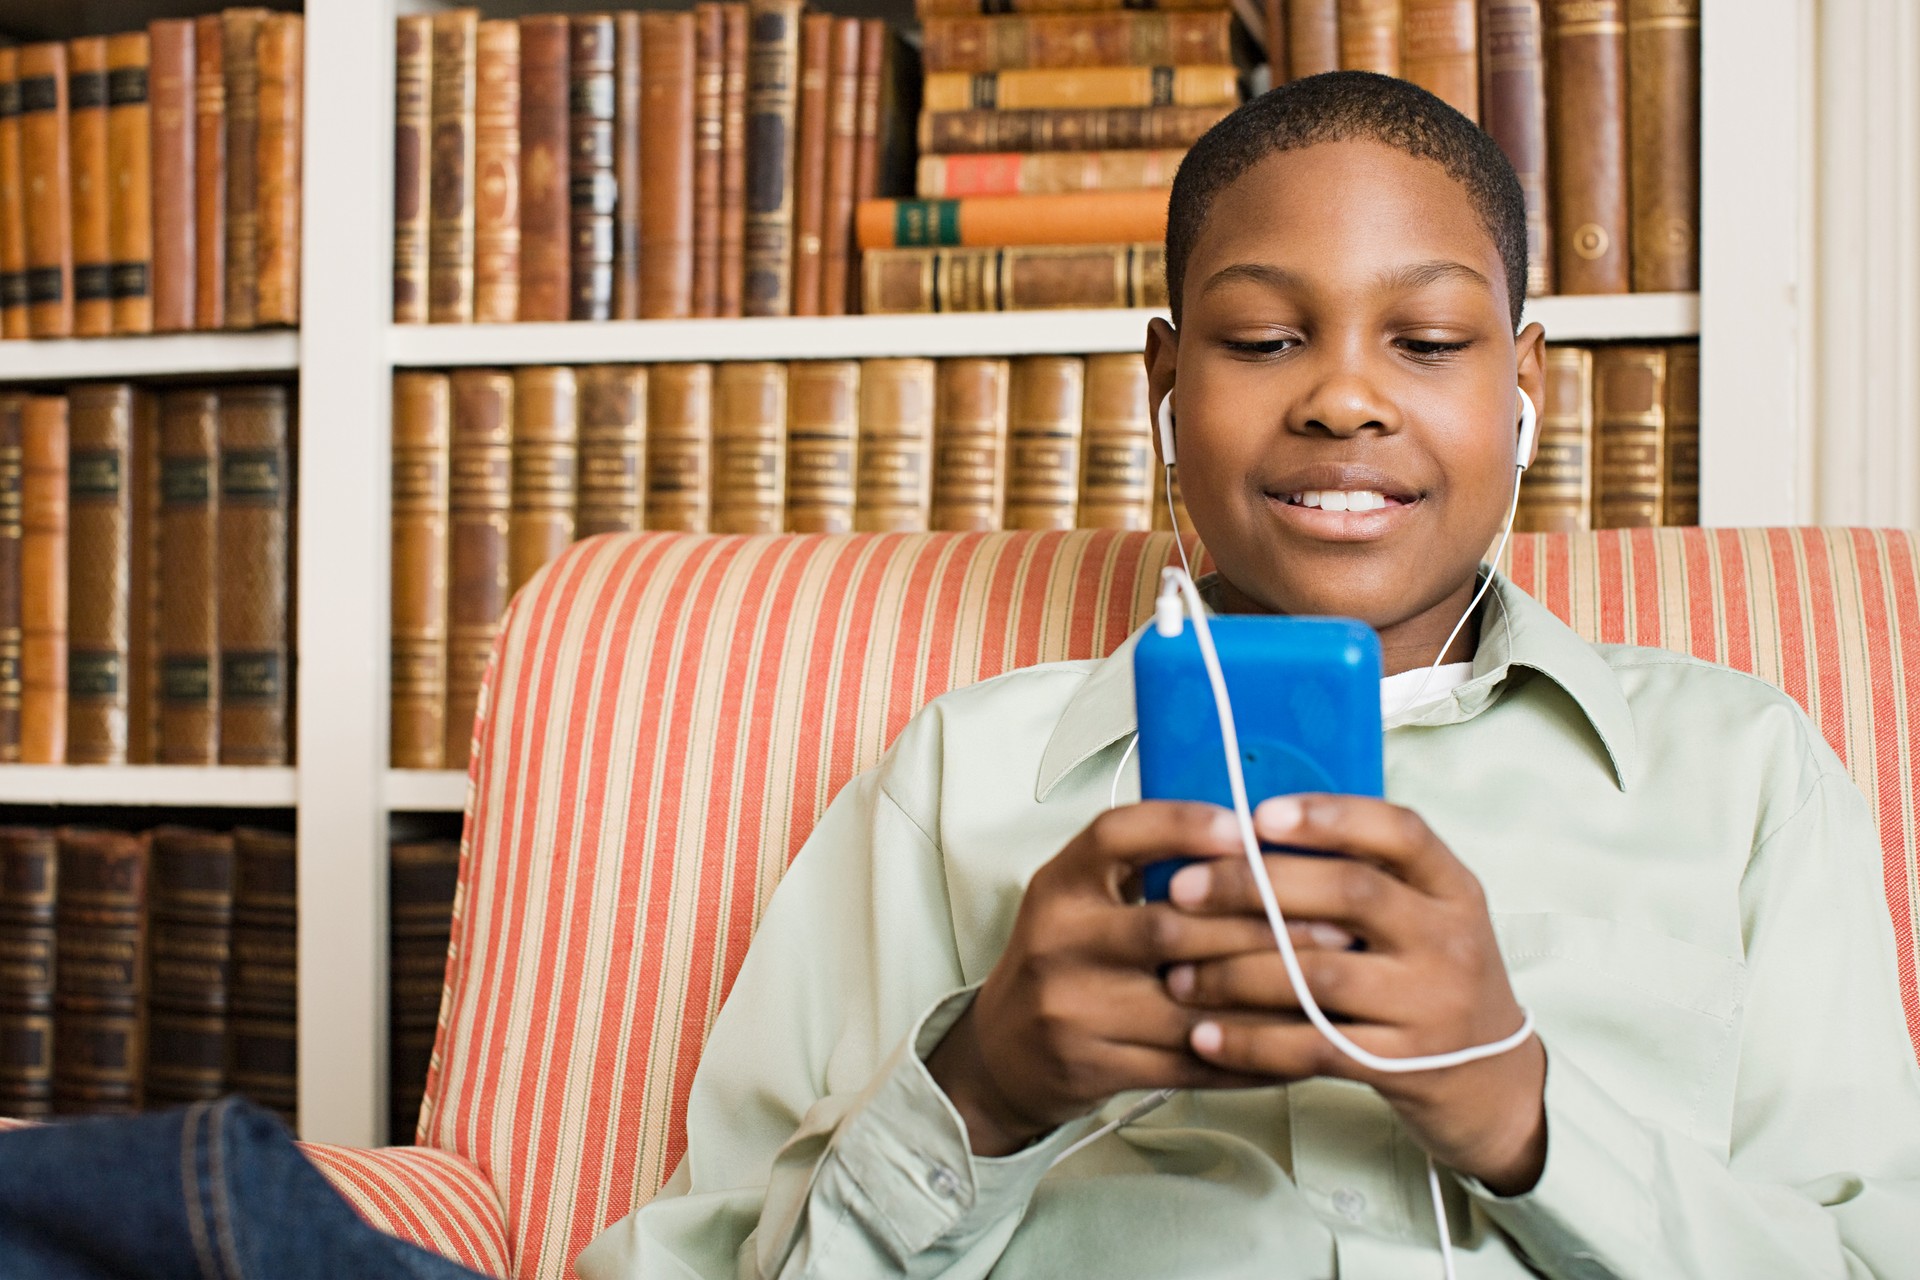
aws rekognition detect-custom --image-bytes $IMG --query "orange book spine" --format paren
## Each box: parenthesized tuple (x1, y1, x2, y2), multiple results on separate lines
(0, 50, 29, 339)
(921, 11, 1236, 73)
(106, 33, 154, 334)
(790, 15, 832, 316)
(1338, 0, 1401, 74)
(147, 20, 196, 333)
(692, 4, 726, 317)
(922, 65, 1239, 112)
(1402, 0, 1479, 122)
(254, 14, 302, 328)
(19, 45, 71, 338)
(473, 20, 520, 324)
(916, 148, 1184, 197)
(191, 16, 224, 330)
(1005, 355, 1085, 530)
(1076, 352, 1154, 529)
(20, 396, 66, 764)
(820, 18, 861, 315)
(221, 9, 268, 331)
(718, 4, 750, 317)
(67, 37, 113, 338)
(857, 188, 1166, 249)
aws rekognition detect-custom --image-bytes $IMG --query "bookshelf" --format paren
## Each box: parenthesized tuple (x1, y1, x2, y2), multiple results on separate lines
(0, 0, 1807, 1146)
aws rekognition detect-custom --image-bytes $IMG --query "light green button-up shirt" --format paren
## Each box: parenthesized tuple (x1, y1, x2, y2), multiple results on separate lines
(578, 574, 1920, 1280)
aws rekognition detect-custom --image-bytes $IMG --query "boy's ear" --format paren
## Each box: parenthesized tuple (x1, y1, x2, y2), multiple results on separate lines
(1145, 317, 1179, 466)
(1514, 321, 1548, 468)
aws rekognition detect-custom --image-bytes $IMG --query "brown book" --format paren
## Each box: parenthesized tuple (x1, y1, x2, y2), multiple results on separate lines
(1006, 356, 1086, 530)
(391, 372, 451, 771)
(1265, 0, 1288, 79)
(1289, 0, 1340, 78)
(918, 0, 1227, 12)
(227, 827, 295, 1128)
(916, 149, 1184, 197)
(388, 838, 460, 1146)
(222, 9, 269, 330)
(920, 105, 1228, 154)
(192, 16, 225, 330)
(931, 357, 1010, 531)
(922, 66, 1239, 112)
(66, 385, 135, 765)
(712, 361, 789, 534)
(143, 827, 236, 1108)
(923, 12, 1238, 72)
(19, 45, 72, 338)
(1547, 0, 1629, 293)
(254, 14, 302, 328)
(790, 15, 833, 317)
(508, 366, 577, 596)
(641, 12, 698, 319)
(1403, 0, 1478, 121)
(68, 38, 113, 338)
(105, 32, 154, 334)
(1481, 0, 1552, 296)
(785, 361, 859, 533)
(1077, 353, 1154, 529)
(1593, 344, 1667, 528)
(148, 21, 196, 332)
(0, 51, 25, 339)
(1627, 0, 1699, 292)
(862, 242, 1167, 313)
(1663, 342, 1698, 525)
(54, 829, 148, 1115)
(444, 370, 512, 769)
(1516, 346, 1593, 531)
(820, 19, 862, 316)
(429, 10, 478, 324)
(157, 389, 220, 764)
(217, 385, 291, 767)
(1338, 0, 1401, 74)
(393, 15, 433, 325)
(576, 364, 648, 537)
(125, 392, 158, 765)
(744, 0, 805, 316)
(0, 398, 20, 759)
(693, 5, 727, 317)
(568, 15, 616, 322)
(0, 827, 56, 1118)
(855, 358, 936, 532)
(719, 4, 751, 317)
(517, 15, 570, 323)
(20, 395, 66, 765)
(644, 364, 714, 533)
(858, 189, 1165, 249)
(849, 19, 886, 313)
(612, 13, 642, 320)
(473, 20, 520, 325)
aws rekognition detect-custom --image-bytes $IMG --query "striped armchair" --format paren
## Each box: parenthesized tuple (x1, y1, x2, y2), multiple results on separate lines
(303, 528, 1920, 1280)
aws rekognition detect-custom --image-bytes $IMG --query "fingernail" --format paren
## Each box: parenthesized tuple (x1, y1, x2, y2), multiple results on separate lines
(1210, 810, 1238, 844)
(1169, 863, 1210, 905)
(1191, 1021, 1223, 1054)
(1309, 922, 1354, 949)
(1257, 797, 1303, 836)
(1165, 963, 1194, 998)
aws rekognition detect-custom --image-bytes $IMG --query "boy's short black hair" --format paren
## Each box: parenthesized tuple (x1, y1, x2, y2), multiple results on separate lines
(1166, 71, 1530, 329)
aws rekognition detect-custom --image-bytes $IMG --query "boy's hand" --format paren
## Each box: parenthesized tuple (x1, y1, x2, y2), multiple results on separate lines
(1163, 794, 1547, 1196)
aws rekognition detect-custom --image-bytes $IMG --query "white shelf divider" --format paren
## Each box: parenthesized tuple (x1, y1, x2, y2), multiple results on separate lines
(0, 766, 297, 807)
(1522, 292, 1700, 342)
(0, 331, 300, 381)
(386, 769, 470, 812)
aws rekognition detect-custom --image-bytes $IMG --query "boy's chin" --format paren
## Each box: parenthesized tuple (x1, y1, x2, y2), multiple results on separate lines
(1209, 546, 1484, 630)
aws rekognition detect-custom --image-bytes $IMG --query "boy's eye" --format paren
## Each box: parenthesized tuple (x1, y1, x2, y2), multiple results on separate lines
(1224, 338, 1297, 357)
(1400, 338, 1472, 359)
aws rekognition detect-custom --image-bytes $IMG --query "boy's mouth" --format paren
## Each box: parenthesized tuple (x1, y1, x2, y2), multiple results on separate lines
(1263, 477, 1421, 542)
(1275, 489, 1411, 512)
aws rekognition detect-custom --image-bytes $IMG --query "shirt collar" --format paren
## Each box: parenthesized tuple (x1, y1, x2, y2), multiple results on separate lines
(1034, 570, 1637, 801)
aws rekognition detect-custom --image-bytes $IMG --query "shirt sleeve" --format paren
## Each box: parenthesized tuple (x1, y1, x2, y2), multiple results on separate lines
(1463, 764, 1920, 1278)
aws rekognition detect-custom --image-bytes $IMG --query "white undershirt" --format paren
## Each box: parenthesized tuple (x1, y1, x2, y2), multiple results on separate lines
(1379, 661, 1474, 720)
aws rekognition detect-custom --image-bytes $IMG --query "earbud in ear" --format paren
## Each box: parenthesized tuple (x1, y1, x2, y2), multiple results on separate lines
(1515, 388, 1538, 471)
(1156, 393, 1176, 467)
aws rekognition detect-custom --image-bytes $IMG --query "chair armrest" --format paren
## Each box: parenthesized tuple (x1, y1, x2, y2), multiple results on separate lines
(301, 1141, 512, 1278)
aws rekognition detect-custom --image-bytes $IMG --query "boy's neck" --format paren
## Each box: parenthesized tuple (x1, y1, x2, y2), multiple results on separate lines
(1205, 572, 1486, 678)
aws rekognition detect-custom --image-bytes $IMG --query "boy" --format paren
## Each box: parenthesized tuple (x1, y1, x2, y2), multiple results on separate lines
(580, 73, 1920, 1277)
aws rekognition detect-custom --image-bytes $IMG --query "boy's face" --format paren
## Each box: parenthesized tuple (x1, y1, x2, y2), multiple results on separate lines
(1147, 140, 1547, 674)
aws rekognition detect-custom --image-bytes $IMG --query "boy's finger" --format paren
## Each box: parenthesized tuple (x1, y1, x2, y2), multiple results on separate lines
(1169, 852, 1424, 945)
(1067, 801, 1243, 891)
(1185, 1014, 1401, 1082)
(1165, 950, 1410, 1022)
(1092, 903, 1276, 967)
(1251, 795, 1477, 899)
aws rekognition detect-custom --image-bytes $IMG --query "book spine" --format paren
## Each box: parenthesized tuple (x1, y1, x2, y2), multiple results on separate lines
(20, 395, 65, 764)
(1592, 344, 1668, 527)
(217, 385, 291, 767)
(922, 65, 1238, 112)
(850, 19, 886, 313)
(1289, 0, 1341, 78)
(222, 9, 267, 330)
(517, 16, 569, 323)
(1403, 0, 1479, 121)
(644, 363, 714, 533)
(19, 45, 71, 338)
(192, 16, 224, 330)
(387, 839, 460, 1145)
(65, 384, 133, 765)
(790, 16, 834, 317)
(392, 15, 432, 324)
(719, 4, 750, 317)
(444, 369, 512, 769)
(1516, 346, 1594, 530)
(576, 364, 648, 537)
(507, 366, 578, 595)
(473, 20, 520, 325)
(67, 38, 112, 337)
(923, 12, 1236, 73)
(820, 19, 862, 316)
(1480, 0, 1552, 295)
(157, 389, 219, 764)
(861, 242, 1156, 313)
(106, 32, 153, 334)
(931, 357, 1010, 531)
(227, 828, 296, 1128)
(1662, 342, 1698, 525)
(0, 827, 56, 1116)
(254, 14, 300, 327)
(568, 16, 616, 322)
(148, 21, 195, 332)
(1265, 0, 1288, 81)
(919, 104, 1228, 153)
(1338, 0, 1402, 74)
(143, 828, 236, 1107)
(712, 361, 789, 534)
(1077, 352, 1154, 529)
(1627, 0, 1699, 292)
(744, 0, 805, 316)
(1547, 0, 1630, 293)
(641, 12, 698, 319)
(391, 372, 451, 771)
(1006, 355, 1085, 529)
(917, 0, 1230, 14)
(54, 829, 148, 1114)
(612, 13, 642, 320)
(858, 188, 1166, 249)
(0, 52, 23, 340)
(0, 399, 18, 759)
(428, 10, 478, 324)
(854, 357, 936, 532)
(916, 148, 1184, 197)
(124, 392, 158, 765)
(693, 5, 727, 318)
(785, 360, 859, 533)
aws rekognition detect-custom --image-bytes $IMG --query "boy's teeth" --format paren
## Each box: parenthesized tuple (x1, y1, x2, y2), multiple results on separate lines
(1290, 489, 1389, 512)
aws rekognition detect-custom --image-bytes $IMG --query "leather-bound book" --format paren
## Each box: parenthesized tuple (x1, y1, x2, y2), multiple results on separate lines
(157, 389, 220, 764)
(919, 105, 1229, 154)
(790, 15, 833, 317)
(641, 12, 697, 319)
(1481, 0, 1552, 296)
(918, 0, 1228, 11)
(1662, 342, 1698, 525)
(254, 14, 302, 328)
(227, 827, 295, 1128)
(916, 149, 1184, 197)
(507, 366, 577, 596)
(744, 0, 804, 316)
(854, 357, 936, 532)
(858, 189, 1165, 249)
(1627, 0, 1699, 292)
(428, 10, 478, 324)
(0, 827, 55, 1117)
(444, 370, 512, 769)
(1516, 345, 1592, 531)
(1592, 344, 1667, 528)
(612, 13, 641, 320)
(644, 363, 714, 533)
(393, 15, 432, 324)
(931, 357, 1009, 531)
(1006, 356, 1086, 530)
(217, 385, 291, 767)
(68, 37, 114, 338)
(0, 397, 20, 760)
(861, 242, 1165, 313)
(19, 44, 72, 338)
(1546, 0, 1629, 293)
(693, 5, 726, 317)
(1338, 0, 1401, 74)
(192, 16, 224, 330)
(1403, 1, 1479, 121)
(20, 395, 66, 765)
(125, 392, 158, 765)
(0, 51, 26, 339)
(922, 12, 1237, 72)
(849, 19, 886, 313)
(66, 384, 136, 765)
(1266, 0, 1288, 79)
(922, 67, 1240, 113)
(820, 19, 861, 316)
(719, 4, 750, 316)
(712, 361, 789, 534)
(1077, 353, 1154, 530)
(144, 827, 236, 1108)
(567, 15, 616, 322)
(786, 361, 859, 533)
(388, 838, 459, 1145)
(473, 20, 520, 325)
(53, 828, 148, 1114)
(105, 32, 154, 333)
(576, 364, 648, 537)
(148, 20, 196, 332)
(391, 373, 451, 771)
(221, 9, 268, 330)
(516, 15, 569, 323)
(1289, 0, 1340, 79)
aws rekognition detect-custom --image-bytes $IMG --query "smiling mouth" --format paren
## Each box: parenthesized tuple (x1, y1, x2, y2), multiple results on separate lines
(1275, 489, 1415, 512)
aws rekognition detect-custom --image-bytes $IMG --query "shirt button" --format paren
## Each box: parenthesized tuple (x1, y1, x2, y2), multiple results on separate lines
(928, 1164, 962, 1201)
(1331, 1188, 1366, 1222)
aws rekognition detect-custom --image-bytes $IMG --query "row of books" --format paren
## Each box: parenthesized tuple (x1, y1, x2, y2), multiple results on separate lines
(0, 383, 296, 768)
(390, 837, 460, 1146)
(0, 825, 295, 1125)
(393, 4, 911, 326)
(1521, 341, 1698, 531)
(0, 9, 303, 341)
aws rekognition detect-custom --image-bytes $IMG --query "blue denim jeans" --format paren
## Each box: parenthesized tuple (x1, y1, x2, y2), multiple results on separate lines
(0, 1096, 495, 1279)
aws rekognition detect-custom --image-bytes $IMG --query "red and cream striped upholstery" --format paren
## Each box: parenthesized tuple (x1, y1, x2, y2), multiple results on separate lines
(312, 528, 1920, 1280)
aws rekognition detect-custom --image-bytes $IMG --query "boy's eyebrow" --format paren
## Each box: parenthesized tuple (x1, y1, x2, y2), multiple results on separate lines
(1199, 257, 1493, 301)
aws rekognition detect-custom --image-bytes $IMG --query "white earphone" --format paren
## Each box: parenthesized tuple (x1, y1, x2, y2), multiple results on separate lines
(1154, 387, 1538, 472)
(1156, 392, 1179, 467)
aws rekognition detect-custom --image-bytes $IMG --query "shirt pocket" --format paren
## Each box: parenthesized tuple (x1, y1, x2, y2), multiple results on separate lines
(1492, 911, 1747, 1150)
